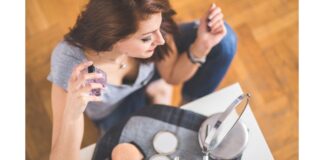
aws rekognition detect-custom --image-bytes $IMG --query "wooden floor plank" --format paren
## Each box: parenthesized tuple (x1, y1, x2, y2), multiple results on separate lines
(26, 74, 52, 160)
(252, 10, 298, 42)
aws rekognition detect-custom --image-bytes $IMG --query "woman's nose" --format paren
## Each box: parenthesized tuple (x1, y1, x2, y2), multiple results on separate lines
(154, 30, 165, 45)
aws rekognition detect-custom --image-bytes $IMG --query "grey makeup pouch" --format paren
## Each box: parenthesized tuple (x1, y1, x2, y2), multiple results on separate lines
(91, 104, 243, 160)
(92, 104, 206, 160)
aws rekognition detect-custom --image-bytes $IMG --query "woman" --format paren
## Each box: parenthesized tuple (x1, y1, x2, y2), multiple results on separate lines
(48, 0, 237, 159)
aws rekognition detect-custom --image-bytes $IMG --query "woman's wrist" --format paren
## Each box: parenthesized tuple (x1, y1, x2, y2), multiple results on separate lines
(63, 103, 84, 124)
(62, 111, 83, 126)
(190, 38, 211, 58)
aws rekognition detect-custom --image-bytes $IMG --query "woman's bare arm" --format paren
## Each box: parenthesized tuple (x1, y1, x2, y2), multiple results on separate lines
(49, 84, 84, 160)
(156, 35, 203, 84)
(157, 3, 227, 85)
(49, 61, 103, 160)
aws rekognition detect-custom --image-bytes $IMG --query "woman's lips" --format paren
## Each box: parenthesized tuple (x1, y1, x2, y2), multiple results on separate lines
(147, 47, 156, 52)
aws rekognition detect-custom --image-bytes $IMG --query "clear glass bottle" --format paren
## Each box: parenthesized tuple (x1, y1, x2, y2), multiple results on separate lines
(86, 65, 107, 97)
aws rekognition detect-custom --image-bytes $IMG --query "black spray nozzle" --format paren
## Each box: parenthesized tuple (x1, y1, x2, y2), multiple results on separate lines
(88, 64, 95, 73)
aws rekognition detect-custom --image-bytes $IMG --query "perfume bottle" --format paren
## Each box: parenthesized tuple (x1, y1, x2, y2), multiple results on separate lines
(87, 65, 107, 96)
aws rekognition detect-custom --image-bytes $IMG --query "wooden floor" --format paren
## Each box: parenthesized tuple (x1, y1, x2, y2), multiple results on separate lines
(26, 0, 298, 159)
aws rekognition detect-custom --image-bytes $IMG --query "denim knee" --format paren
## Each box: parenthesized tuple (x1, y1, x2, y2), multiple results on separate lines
(208, 22, 237, 62)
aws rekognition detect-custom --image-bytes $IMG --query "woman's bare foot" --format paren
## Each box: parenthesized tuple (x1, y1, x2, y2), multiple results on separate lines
(146, 79, 173, 105)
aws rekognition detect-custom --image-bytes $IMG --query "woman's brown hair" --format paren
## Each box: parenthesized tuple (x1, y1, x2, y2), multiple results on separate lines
(65, 0, 178, 62)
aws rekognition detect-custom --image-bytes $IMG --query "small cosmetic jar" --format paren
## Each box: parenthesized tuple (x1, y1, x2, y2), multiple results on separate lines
(149, 131, 179, 160)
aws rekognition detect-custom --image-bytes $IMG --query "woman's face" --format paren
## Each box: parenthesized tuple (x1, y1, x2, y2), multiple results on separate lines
(114, 12, 165, 59)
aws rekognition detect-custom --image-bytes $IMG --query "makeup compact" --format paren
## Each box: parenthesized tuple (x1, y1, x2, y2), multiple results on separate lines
(149, 155, 171, 160)
(150, 131, 179, 160)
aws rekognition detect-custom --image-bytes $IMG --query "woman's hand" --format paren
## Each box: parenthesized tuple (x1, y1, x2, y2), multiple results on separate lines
(64, 61, 104, 121)
(191, 3, 227, 57)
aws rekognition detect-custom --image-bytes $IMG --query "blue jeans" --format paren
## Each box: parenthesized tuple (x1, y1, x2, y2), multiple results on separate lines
(94, 21, 237, 134)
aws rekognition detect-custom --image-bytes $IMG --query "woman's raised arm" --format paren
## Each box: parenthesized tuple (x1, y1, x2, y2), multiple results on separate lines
(49, 61, 103, 160)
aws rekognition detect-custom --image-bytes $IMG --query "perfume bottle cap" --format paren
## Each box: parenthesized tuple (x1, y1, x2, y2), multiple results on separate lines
(88, 64, 95, 73)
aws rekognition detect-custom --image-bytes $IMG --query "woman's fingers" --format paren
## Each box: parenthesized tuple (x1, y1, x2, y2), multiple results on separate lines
(210, 20, 224, 33)
(70, 61, 93, 83)
(79, 82, 104, 96)
(206, 3, 216, 19)
(202, 3, 224, 33)
(207, 13, 223, 28)
(75, 72, 104, 90)
(196, 3, 227, 52)
(208, 7, 222, 20)
(212, 23, 227, 36)
(211, 25, 223, 34)
(200, 3, 216, 31)
(77, 83, 103, 107)
(69, 83, 103, 113)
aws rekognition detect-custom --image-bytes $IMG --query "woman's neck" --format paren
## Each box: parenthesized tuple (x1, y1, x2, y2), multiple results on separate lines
(84, 49, 135, 71)
(84, 49, 128, 66)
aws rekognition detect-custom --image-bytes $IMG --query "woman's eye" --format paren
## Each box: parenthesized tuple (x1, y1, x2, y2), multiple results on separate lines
(141, 37, 152, 42)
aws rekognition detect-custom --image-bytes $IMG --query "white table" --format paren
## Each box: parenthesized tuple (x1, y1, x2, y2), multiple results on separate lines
(182, 83, 274, 160)
(80, 144, 96, 160)
(81, 83, 274, 160)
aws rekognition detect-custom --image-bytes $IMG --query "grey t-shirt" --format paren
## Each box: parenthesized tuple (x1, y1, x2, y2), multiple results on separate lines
(47, 41, 155, 120)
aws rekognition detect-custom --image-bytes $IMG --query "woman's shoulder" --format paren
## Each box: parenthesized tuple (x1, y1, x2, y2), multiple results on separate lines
(48, 40, 86, 90)
(50, 40, 86, 63)
(52, 40, 83, 56)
